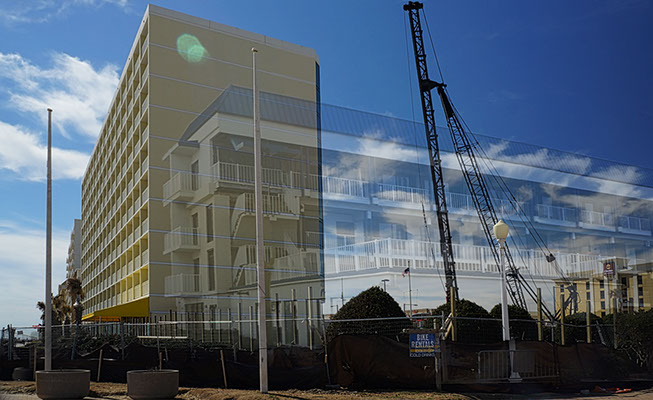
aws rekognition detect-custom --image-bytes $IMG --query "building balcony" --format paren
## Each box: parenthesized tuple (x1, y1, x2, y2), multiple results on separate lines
(163, 227, 199, 254)
(618, 216, 652, 236)
(375, 183, 426, 207)
(534, 204, 577, 227)
(164, 273, 200, 295)
(323, 238, 573, 278)
(162, 172, 195, 203)
(579, 210, 615, 231)
(322, 176, 368, 200)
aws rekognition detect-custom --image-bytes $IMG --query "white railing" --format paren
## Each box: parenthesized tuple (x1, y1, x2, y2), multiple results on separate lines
(322, 176, 367, 197)
(163, 227, 199, 253)
(243, 192, 299, 215)
(211, 161, 288, 186)
(376, 183, 427, 203)
(581, 209, 614, 227)
(163, 172, 193, 200)
(536, 204, 577, 223)
(619, 215, 651, 232)
(323, 238, 613, 278)
(164, 273, 200, 295)
(446, 192, 474, 210)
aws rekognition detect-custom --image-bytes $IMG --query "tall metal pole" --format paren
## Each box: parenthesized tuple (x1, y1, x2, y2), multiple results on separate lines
(45, 108, 53, 371)
(499, 238, 510, 341)
(408, 269, 413, 317)
(252, 47, 268, 393)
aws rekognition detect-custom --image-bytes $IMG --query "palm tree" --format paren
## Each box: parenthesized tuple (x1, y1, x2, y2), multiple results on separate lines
(62, 276, 85, 323)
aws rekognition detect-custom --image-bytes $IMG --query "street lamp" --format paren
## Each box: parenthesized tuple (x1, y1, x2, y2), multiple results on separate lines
(381, 279, 389, 292)
(493, 220, 510, 341)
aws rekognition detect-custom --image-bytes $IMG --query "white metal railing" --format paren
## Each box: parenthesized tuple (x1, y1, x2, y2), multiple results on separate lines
(619, 215, 651, 232)
(243, 192, 299, 215)
(376, 183, 427, 203)
(581, 209, 614, 227)
(322, 176, 367, 197)
(536, 204, 577, 223)
(323, 238, 613, 278)
(164, 273, 200, 294)
(446, 192, 474, 210)
(163, 227, 199, 253)
(211, 161, 287, 186)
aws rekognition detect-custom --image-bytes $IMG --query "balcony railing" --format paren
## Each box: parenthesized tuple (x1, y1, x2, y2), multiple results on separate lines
(323, 176, 367, 198)
(164, 273, 200, 295)
(163, 227, 199, 254)
(376, 183, 427, 204)
(580, 210, 614, 228)
(535, 204, 577, 223)
(619, 215, 651, 234)
(162, 172, 194, 202)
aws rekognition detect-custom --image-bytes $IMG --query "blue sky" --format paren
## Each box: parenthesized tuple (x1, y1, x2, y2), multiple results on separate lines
(0, 0, 651, 327)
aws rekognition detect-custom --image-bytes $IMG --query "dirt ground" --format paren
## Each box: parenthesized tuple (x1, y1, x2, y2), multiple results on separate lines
(1, 381, 652, 400)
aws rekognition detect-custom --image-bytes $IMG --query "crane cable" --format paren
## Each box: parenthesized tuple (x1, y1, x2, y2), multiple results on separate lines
(421, 10, 573, 294)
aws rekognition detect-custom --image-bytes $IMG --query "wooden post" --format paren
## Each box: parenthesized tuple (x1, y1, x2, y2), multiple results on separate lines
(97, 348, 103, 382)
(560, 293, 565, 346)
(159, 352, 163, 370)
(220, 349, 228, 389)
(537, 288, 543, 341)
(449, 287, 457, 342)
(291, 289, 297, 345)
(434, 346, 442, 391)
(586, 301, 592, 344)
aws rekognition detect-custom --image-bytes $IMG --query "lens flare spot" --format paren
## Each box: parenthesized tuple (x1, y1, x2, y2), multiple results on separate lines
(176, 34, 208, 63)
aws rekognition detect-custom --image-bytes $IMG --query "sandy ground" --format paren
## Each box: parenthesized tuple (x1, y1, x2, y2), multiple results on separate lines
(1, 381, 653, 400)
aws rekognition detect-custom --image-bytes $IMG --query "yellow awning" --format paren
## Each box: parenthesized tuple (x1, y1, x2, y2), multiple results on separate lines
(82, 297, 149, 321)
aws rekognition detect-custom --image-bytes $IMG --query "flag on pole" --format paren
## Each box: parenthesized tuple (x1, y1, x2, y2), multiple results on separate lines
(402, 267, 410, 277)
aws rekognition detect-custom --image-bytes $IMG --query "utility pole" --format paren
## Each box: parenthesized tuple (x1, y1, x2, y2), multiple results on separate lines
(45, 108, 53, 371)
(252, 47, 268, 393)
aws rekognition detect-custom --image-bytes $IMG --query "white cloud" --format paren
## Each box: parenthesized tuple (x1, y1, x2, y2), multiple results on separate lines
(0, 52, 119, 139)
(0, 0, 130, 25)
(0, 121, 89, 181)
(0, 224, 69, 327)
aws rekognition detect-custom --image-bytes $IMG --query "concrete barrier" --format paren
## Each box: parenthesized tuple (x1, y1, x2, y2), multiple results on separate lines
(127, 370, 179, 399)
(35, 369, 90, 399)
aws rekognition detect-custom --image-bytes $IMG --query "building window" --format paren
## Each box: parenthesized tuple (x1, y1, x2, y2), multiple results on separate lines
(193, 258, 200, 292)
(586, 292, 591, 300)
(638, 275, 643, 285)
(601, 311, 605, 318)
(586, 281, 590, 290)
(601, 301, 605, 309)
(621, 277, 628, 287)
(208, 249, 215, 291)
(639, 298, 645, 308)
(638, 286, 643, 296)
(191, 213, 199, 245)
(600, 291, 605, 299)
(599, 280, 604, 288)
(206, 205, 213, 242)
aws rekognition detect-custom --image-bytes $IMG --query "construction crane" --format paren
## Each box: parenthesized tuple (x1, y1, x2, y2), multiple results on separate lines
(401, 2, 458, 302)
(403, 1, 565, 320)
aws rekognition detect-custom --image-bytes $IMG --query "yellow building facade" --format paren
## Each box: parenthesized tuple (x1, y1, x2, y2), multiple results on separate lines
(553, 259, 653, 317)
(81, 5, 323, 346)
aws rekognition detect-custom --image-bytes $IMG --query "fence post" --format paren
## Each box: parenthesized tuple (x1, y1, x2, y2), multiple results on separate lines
(228, 308, 233, 346)
(120, 321, 125, 360)
(238, 303, 243, 350)
(537, 288, 543, 341)
(449, 287, 456, 342)
(308, 286, 314, 350)
(249, 305, 255, 351)
(560, 293, 565, 346)
(291, 289, 297, 345)
(613, 297, 618, 349)
(275, 293, 281, 347)
(586, 301, 592, 344)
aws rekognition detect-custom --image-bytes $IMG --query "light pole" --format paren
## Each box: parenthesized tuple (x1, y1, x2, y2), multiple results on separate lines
(493, 220, 510, 341)
(381, 279, 389, 292)
(45, 108, 53, 371)
(252, 47, 268, 393)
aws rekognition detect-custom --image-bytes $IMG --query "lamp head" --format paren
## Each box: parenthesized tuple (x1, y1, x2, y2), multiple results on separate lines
(493, 219, 509, 241)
